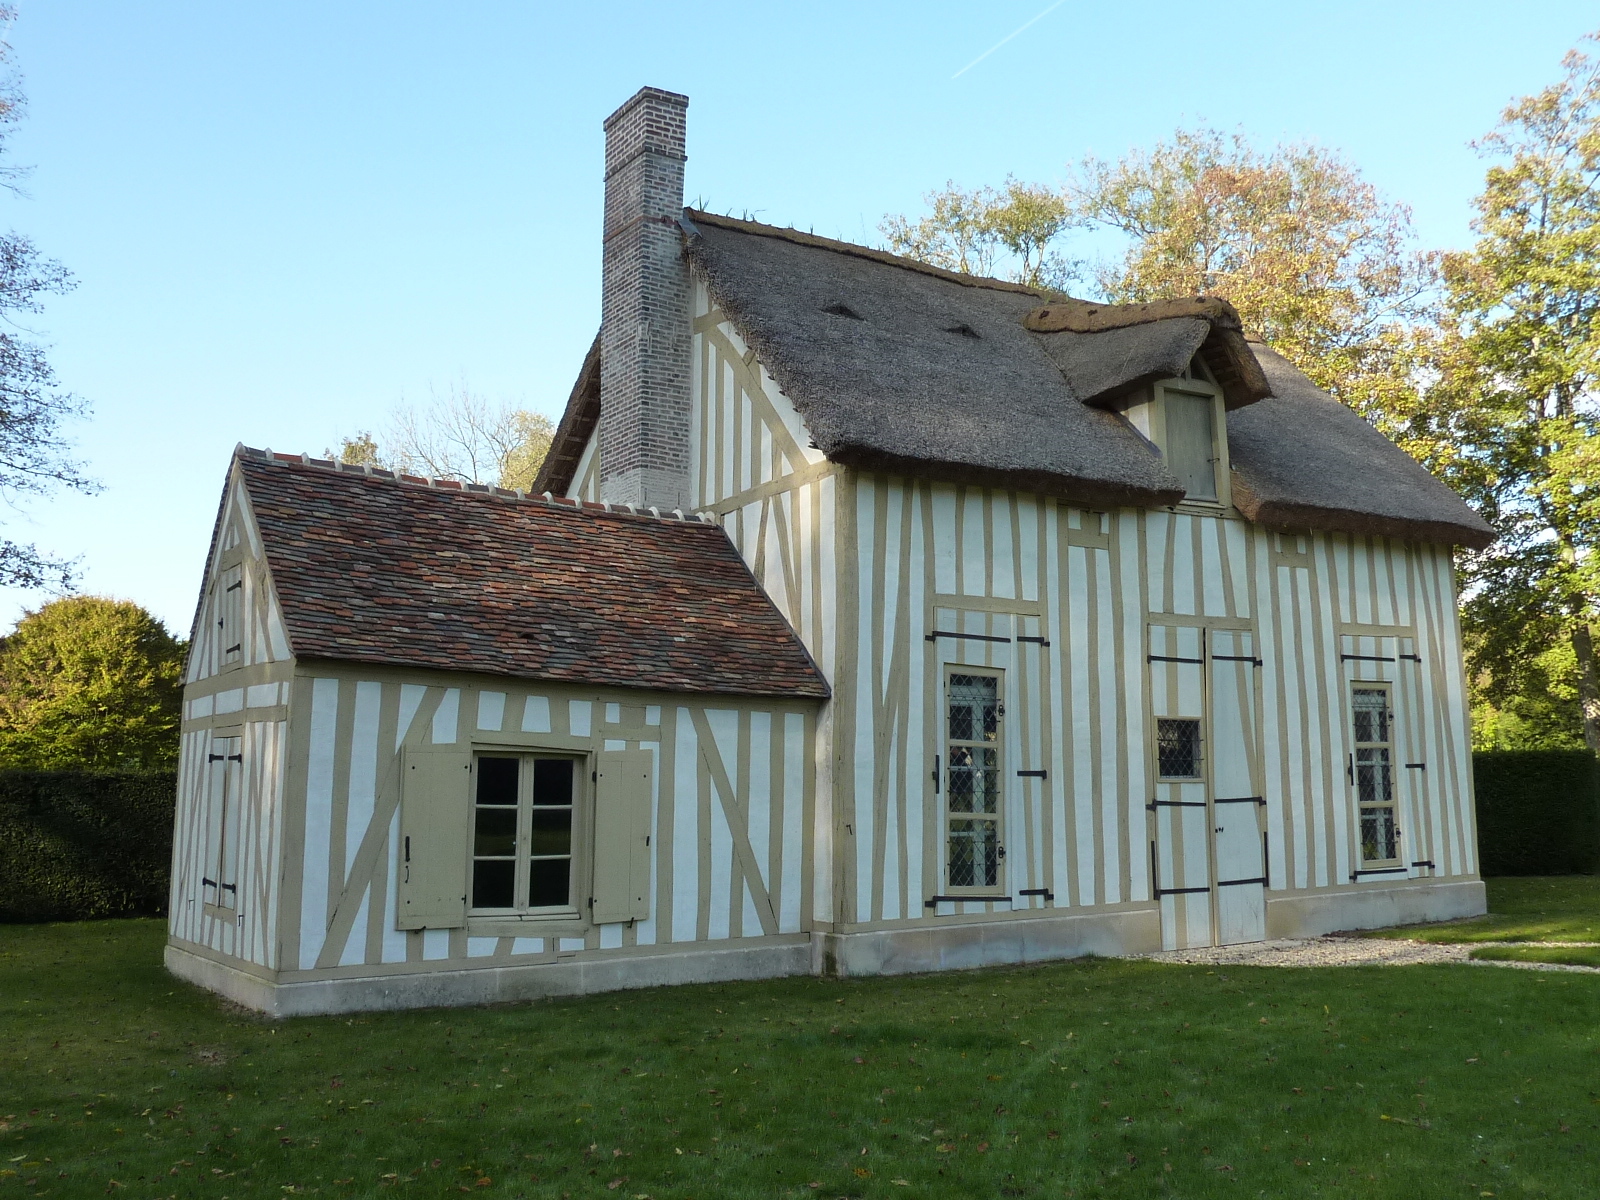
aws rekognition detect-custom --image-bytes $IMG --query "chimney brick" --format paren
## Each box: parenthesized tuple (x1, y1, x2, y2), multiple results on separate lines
(599, 87, 692, 511)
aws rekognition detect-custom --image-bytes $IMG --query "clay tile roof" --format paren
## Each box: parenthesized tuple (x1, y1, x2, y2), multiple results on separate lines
(233, 449, 829, 700)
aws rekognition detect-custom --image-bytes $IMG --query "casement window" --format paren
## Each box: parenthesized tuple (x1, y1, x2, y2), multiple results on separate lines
(471, 754, 581, 914)
(202, 735, 242, 913)
(217, 565, 244, 669)
(1351, 685, 1399, 864)
(1156, 717, 1203, 780)
(1151, 358, 1230, 506)
(943, 669, 1004, 892)
(399, 744, 653, 932)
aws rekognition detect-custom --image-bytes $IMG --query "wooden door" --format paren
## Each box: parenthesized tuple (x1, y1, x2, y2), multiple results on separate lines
(1208, 630, 1266, 945)
(1148, 624, 1212, 949)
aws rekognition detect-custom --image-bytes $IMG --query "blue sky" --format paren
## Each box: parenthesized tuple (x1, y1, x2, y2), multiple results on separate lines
(0, 1, 1593, 634)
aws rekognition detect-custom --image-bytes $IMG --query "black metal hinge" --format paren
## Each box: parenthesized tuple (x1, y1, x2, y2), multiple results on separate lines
(1148, 654, 1204, 664)
(1341, 654, 1396, 662)
(1405, 763, 1426, 770)
(926, 630, 1010, 644)
(1017, 769, 1047, 778)
(1350, 867, 1408, 880)
(1016, 635, 1050, 646)
(1017, 888, 1054, 901)
(1212, 655, 1263, 665)
(1217, 876, 1267, 887)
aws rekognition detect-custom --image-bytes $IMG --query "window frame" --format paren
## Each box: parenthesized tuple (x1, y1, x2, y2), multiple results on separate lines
(467, 748, 592, 925)
(1155, 716, 1205, 782)
(1349, 682, 1401, 867)
(941, 665, 1007, 897)
(1151, 376, 1231, 510)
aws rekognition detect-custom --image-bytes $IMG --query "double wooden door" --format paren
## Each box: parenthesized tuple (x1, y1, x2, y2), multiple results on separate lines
(1148, 625, 1267, 949)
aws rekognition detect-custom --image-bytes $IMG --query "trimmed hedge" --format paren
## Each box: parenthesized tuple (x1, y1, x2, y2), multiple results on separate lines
(1473, 750, 1600, 876)
(0, 770, 176, 921)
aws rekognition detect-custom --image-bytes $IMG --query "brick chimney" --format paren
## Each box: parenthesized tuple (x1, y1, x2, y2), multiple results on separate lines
(598, 87, 692, 511)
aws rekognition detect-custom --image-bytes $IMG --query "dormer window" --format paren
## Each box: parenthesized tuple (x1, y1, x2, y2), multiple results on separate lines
(1152, 355, 1230, 507)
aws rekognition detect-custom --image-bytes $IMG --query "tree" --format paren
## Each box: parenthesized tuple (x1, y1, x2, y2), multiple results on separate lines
(0, 7, 92, 588)
(328, 383, 554, 491)
(0, 597, 185, 771)
(1431, 33, 1600, 752)
(881, 177, 1072, 290)
(1072, 130, 1438, 426)
(880, 131, 1435, 425)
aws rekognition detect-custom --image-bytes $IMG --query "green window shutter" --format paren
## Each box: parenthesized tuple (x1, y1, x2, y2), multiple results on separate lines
(591, 749, 653, 924)
(397, 746, 471, 930)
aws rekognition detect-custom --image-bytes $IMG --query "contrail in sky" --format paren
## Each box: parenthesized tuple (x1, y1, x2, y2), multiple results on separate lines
(952, 0, 1069, 78)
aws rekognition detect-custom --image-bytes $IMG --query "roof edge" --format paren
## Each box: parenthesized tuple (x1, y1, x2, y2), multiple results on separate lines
(824, 445, 1185, 511)
(1232, 478, 1496, 550)
(235, 446, 711, 526)
(532, 331, 601, 497)
(683, 209, 1046, 297)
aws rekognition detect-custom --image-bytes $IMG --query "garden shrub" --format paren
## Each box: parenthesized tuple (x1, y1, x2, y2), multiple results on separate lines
(0, 769, 176, 921)
(1473, 750, 1600, 876)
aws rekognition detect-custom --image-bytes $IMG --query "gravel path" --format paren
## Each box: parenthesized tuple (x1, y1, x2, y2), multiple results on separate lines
(1136, 936, 1600, 973)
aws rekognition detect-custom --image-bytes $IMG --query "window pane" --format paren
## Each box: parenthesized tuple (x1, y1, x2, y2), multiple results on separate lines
(948, 673, 999, 743)
(1361, 806, 1397, 863)
(947, 746, 999, 813)
(1356, 749, 1393, 807)
(533, 758, 574, 805)
(473, 806, 518, 857)
(948, 819, 999, 888)
(1157, 718, 1202, 779)
(476, 756, 519, 806)
(1165, 393, 1217, 501)
(1352, 688, 1388, 744)
(529, 858, 571, 908)
(472, 859, 515, 909)
(529, 807, 572, 856)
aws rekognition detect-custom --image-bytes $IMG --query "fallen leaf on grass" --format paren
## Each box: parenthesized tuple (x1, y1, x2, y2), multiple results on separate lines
(606, 1178, 626, 1190)
(854, 1167, 872, 1178)
(891, 1181, 910, 1187)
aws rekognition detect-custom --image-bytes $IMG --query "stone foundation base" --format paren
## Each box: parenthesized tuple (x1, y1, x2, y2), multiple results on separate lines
(166, 877, 1489, 1017)
(1265, 878, 1486, 939)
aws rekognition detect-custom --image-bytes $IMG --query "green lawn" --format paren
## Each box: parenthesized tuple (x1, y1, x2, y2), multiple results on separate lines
(1469, 945, 1600, 969)
(1371, 876, 1600, 944)
(3, 921, 1599, 1199)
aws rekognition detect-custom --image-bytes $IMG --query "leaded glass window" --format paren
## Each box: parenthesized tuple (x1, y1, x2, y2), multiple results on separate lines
(1156, 718, 1202, 780)
(945, 670, 1003, 891)
(1351, 686, 1398, 864)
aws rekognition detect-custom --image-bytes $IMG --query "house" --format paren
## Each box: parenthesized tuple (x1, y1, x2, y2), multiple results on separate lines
(167, 87, 1493, 1016)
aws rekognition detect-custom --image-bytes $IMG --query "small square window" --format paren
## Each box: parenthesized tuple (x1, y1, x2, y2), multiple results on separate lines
(1156, 718, 1202, 779)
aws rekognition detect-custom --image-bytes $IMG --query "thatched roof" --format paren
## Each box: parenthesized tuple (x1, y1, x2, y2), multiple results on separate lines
(542, 210, 1492, 548)
(1227, 344, 1494, 547)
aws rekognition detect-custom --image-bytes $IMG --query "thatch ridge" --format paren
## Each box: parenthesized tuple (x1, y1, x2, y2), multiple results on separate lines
(684, 210, 1045, 297)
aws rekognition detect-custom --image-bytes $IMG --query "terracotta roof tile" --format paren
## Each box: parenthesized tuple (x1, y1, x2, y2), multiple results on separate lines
(234, 449, 829, 700)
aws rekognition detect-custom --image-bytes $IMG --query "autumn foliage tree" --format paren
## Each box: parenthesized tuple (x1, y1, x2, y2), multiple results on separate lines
(1430, 35, 1600, 752)
(0, 597, 185, 771)
(330, 382, 554, 492)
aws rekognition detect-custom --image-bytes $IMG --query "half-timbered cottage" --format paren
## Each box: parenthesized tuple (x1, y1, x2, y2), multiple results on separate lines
(168, 87, 1494, 1015)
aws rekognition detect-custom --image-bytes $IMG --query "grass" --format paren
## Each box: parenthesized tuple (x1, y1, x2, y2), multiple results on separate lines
(1469, 945, 1600, 969)
(1370, 876, 1600, 944)
(1, 921, 1598, 1199)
